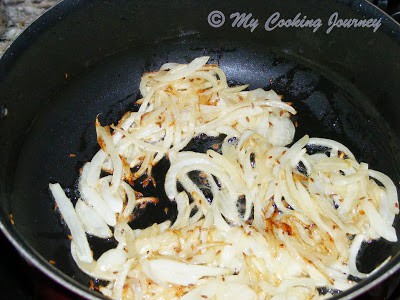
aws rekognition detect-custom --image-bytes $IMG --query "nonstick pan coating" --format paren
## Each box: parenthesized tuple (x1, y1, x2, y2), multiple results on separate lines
(1, 0, 400, 299)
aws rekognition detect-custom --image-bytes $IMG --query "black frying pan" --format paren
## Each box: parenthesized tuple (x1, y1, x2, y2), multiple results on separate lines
(1, 0, 400, 299)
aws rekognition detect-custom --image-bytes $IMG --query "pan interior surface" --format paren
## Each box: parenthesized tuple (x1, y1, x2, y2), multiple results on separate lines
(10, 36, 400, 298)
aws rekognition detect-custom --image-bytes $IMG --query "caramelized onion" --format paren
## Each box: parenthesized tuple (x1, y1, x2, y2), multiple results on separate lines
(50, 57, 398, 299)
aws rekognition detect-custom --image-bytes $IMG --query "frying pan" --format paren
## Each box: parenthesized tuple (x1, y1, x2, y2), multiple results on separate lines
(1, 0, 400, 299)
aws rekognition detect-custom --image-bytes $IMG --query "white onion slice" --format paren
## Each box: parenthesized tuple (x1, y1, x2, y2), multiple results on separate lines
(101, 180, 123, 213)
(142, 259, 231, 286)
(75, 199, 112, 239)
(369, 169, 399, 214)
(267, 114, 295, 147)
(86, 150, 107, 188)
(112, 259, 134, 300)
(361, 200, 397, 242)
(308, 137, 355, 160)
(79, 163, 116, 226)
(96, 120, 123, 192)
(71, 242, 116, 281)
(154, 56, 210, 82)
(171, 192, 191, 228)
(49, 183, 92, 263)
(348, 234, 368, 278)
(94, 248, 128, 274)
(120, 181, 136, 218)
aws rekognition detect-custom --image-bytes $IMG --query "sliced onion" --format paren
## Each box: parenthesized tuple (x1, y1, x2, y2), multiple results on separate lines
(112, 258, 134, 300)
(142, 259, 231, 286)
(348, 234, 368, 278)
(361, 200, 397, 242)
(100, 180, 123, 213)
(79, 163, 116, 226)
(50, 57, 400, 300)
(171, 192, 191, 229)
(96, 120, 123, 192)
(49, 183, 92, 263)
(267, 115, 295, 147)
(94, 248, 128, 274)
(86, 150, 107, 188)
(369, 169, 399, 214)
(120, 181, 136, 218)
(154, 56, 210, 82)
(75, 199, 112, 239)
(308, 137, 355, 160)
(70, 242, 117, 282)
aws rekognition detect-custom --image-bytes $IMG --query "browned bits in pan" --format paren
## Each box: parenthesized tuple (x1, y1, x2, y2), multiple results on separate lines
(134, 191, 143, 198)
(9, 214, 14, 225)
(89, 280, 98, 291)
(280, 222, 293, 236)
(211, 143, 220, 151)
(142, 176, 156, 188)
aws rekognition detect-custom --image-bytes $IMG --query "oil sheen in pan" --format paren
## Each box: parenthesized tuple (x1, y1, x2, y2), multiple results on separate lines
(10, 37, 400, 290)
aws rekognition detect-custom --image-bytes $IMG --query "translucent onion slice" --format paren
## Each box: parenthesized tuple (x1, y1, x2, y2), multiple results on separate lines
(71, 242, 116, 281)
(369, 169, 399, 214)
(348, 234, 368, 278)
(267, 114, 295, 147)
(361, 200, 397, 242)
(86, 150, 107, 188)
(94, 248, 128, 274)
(154, 56, 210, 82)
(308, 137, 355, 160)
(171, 192, 191, 229)
(112, 258, 134, 300)
(101, 180, 123, 213)
(120, 181, 136, 218)
(75, 199, 112, 239)
(216, 283, 257, 300)
(142, 259, 231, 286)
(49, 183, 92, 263)
(96, 119, 123, 192)
(79, 163, 116, 226)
